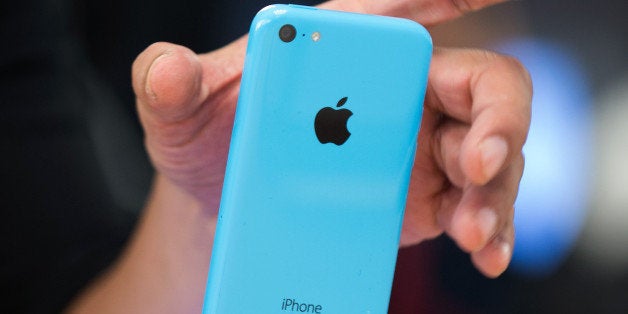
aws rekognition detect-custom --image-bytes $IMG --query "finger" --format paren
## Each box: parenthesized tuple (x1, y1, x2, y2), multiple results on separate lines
(319, 0, 506, 27)
(132, 43, 235, 206)
(399, 107, 448, 246)
(439, 154, 523, 254)
(471, 217, 514, 278)
(132, 42, 208, 125)
(431, 118, 469, 188)
(427, 48, 532, 185)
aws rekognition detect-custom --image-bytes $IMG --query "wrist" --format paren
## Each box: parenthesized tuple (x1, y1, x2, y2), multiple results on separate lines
(122, 174, 217, 312)
(68, 174, 217, 313)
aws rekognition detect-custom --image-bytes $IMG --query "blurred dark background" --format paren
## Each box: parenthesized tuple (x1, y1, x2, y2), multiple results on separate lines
(1, 0, 627, 313)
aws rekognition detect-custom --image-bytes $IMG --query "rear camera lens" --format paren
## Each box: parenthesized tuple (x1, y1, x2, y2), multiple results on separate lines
(279, 24, 297, 43)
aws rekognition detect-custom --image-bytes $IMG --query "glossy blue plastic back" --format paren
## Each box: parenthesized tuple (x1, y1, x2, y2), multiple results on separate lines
(203, 4, 432, 313)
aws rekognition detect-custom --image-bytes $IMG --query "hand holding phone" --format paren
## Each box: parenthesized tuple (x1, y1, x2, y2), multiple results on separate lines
(122, 0, 530, 312)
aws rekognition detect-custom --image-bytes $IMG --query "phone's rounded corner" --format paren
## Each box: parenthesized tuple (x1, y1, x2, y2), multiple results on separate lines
(251, 4, 292, 32)
(423, 29, 434, 51)
(408, 20, 433, 48)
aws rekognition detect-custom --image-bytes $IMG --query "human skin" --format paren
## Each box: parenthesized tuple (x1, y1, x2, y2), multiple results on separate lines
(67, 0, 531, 313)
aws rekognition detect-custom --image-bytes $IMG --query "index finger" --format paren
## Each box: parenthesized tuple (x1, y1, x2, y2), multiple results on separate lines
(319, 0, 506, 27)
(427, 48, 532, 185)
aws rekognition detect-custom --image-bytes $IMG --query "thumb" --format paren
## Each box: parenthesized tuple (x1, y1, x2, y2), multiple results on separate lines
(132, 42, 242, 209)
(132, 42, 208, 128)
(131, 42, 212, 203)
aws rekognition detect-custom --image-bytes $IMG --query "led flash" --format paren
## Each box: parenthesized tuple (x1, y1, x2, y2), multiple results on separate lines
(311, 32, 321, 42)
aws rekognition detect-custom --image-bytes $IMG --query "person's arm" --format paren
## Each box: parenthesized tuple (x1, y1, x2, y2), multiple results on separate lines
(68, 0, 529, 312)
(66, 175, 215, 313)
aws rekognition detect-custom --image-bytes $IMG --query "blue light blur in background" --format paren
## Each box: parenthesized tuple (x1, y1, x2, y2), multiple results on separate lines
(494, 39, 593, 277)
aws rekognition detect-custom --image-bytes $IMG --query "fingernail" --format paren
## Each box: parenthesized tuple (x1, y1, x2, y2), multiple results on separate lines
(477, 208, 498, 245)
(145, 52, 171, 99)
(479, 136, 508, 181)
(496, 237, 512, 265)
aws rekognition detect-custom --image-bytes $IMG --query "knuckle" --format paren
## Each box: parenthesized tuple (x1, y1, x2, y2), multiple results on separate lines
(495, 55, 533, 94)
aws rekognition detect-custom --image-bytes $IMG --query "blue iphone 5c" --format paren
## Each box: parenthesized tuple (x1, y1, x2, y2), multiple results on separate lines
(202, 4, 432, 313)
